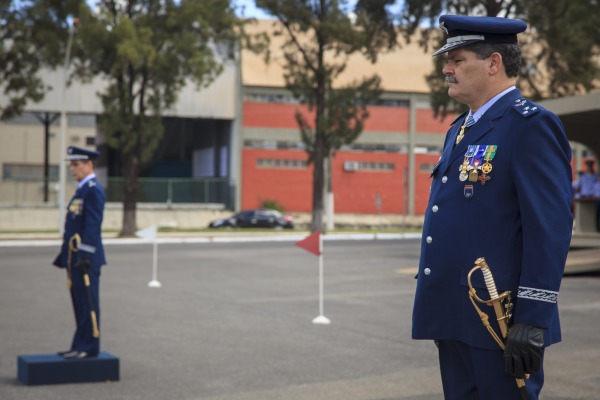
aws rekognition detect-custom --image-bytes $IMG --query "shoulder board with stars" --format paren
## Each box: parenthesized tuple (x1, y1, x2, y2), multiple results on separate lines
(512, 98, 540, 118)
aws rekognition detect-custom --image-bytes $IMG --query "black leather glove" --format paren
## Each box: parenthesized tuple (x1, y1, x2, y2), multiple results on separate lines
(76, 257, 91, 273)
(504, 323, 544, 378)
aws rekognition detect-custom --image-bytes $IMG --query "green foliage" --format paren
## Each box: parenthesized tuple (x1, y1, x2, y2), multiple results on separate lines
(70, 0, 267, 235)
(398, 0, 600, 118)
(2, 0, 268, 235)
(521, 0, 600, 98)
(259, 199, 285, 212)
(296, 75, 383, 162)
(73, 0, 241, 167)
(0, 0, 81, 120)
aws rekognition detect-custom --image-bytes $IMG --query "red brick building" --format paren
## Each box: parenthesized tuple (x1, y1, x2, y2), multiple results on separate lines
(239, 21, 457, 215)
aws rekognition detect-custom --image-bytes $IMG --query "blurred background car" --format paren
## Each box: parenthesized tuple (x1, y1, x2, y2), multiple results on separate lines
(208, 209, 294, 229)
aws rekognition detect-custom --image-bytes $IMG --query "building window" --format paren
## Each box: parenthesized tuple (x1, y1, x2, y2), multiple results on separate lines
(343, 161, 395, 172)
(244, 140, 306, 150)
(257, 158, 308, 169)
(244, 93, 302, 104)
(244, 93, 410, 108)
(86, 136, 96, 146)
(3, 163, 58, 181)
(419, 163, 437, 173)
(245, 140, 442, 155)
(348, 143, 405, 152)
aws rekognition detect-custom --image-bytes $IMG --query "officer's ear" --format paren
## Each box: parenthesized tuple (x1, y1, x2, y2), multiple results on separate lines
(488, 52, 503, 76)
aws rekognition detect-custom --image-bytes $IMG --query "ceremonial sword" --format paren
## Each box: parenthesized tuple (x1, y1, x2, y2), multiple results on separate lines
(467, 257, 529, 400)
(69, 233, 100, 338)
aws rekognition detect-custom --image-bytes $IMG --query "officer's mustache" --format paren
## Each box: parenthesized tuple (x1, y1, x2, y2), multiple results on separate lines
(445, 76, 458, 84)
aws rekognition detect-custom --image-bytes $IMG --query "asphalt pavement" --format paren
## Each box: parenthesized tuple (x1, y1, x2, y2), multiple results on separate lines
(0, 237, 599, 400)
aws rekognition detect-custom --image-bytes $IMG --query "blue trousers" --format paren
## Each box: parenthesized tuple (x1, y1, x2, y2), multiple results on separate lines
(438, 340, 544, 400)
(69, 266, 100, 355)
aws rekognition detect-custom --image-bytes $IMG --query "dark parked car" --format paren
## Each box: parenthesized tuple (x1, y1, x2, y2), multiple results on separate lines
(208, 209, 294, 229)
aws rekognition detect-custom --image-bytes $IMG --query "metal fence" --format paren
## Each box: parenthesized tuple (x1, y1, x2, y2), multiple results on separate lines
(0, 177, 232, 207)
(105, 177, 232, 205)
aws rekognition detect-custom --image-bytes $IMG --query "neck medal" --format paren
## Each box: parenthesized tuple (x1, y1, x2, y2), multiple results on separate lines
(455, 119, 467, 145)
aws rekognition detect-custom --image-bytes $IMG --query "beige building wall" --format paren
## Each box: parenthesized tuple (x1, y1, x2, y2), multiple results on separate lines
(0, 52, 239, 205)
(0, 115, 93, 204)
(241, 20, 437, 93)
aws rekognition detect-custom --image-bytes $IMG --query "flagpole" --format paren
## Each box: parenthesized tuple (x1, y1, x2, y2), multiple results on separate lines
(148, 239, 161, 288)
(137, 225, 161, 288)
(312, 232, 330, 325)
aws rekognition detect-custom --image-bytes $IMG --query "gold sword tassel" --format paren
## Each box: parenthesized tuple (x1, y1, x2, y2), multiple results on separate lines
(67, 234, 81, 289)
(83, 273, 100, 338)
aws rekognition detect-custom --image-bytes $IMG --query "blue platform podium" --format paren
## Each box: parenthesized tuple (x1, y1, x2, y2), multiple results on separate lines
(17, 352, 120, 385)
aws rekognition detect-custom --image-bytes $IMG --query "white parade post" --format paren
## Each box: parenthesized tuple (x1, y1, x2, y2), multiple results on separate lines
(312, 232, 330, 325)
(136, 225, 161, 288)
(148, 238, 161, 288)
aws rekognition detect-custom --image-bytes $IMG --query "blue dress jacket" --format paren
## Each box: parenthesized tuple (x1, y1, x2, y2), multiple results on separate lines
(412, 89, 573, 350)
(54, 177, 106, 269)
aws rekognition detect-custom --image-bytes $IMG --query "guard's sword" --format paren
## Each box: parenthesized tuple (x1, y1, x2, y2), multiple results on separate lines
(69, 233, 100, 338)
(468, 257, 528, 400)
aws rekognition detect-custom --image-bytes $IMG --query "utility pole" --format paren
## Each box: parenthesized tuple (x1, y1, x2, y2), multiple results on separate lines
(58, 18, 78, 234)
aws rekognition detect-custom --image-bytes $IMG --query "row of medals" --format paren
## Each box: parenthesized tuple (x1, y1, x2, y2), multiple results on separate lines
(69, 198, 84, 217)
(459, 145, 497, 184)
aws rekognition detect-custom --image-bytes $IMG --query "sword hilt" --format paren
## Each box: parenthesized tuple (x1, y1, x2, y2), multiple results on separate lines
(474, 257, 508, 338)
(476, 257, 499, 299)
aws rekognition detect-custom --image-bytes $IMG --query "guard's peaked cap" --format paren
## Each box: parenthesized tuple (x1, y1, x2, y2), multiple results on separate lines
(66, 146, 100, 161)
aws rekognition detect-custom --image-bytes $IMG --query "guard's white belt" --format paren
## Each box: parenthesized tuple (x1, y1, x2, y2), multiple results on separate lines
(79, 243, 96, 254)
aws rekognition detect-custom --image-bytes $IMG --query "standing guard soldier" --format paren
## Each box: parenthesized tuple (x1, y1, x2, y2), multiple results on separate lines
(411, 15, 573, 400)
(53, 146, 106, 359)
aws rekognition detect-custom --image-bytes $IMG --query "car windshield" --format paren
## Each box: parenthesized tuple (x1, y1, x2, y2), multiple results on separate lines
(258, 210, 281, 218)
(235, 211, 255, 219)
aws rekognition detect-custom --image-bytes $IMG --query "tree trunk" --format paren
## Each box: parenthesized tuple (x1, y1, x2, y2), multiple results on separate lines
(311, 94, 326, 232)
(311, 148, 325, 232)
(120, 150, 139, 236)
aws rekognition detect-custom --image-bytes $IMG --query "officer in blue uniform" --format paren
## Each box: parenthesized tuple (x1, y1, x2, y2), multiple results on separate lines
(412, 15, 572, 400)
(53, 146, 106, 359)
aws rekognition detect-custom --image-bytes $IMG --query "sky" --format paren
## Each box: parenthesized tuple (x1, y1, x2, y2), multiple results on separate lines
(233, 0, 275, 19)
(233, 0, 361, 20)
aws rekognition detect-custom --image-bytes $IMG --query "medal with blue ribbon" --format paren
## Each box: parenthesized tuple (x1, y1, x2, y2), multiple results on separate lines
(460, 145, 478, 181)
(468, 145, 486, 181)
